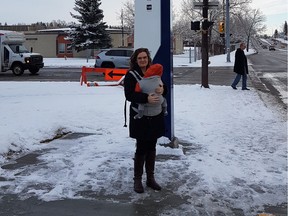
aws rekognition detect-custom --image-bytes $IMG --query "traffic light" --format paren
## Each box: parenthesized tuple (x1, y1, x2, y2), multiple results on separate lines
(202, 21, 214, 29)
(219, 21, 225, 33)
(191, 21, 200, 31)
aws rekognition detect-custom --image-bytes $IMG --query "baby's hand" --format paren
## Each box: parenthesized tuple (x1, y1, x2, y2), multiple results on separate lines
(148, 93, 160, 104)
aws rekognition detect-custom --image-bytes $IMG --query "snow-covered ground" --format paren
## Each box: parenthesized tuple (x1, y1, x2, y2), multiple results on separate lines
(275, 37, 288, 45)
(0, 49, 286, 215)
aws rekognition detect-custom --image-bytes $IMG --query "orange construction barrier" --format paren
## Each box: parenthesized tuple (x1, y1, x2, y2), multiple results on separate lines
(80, 66, 128, 85)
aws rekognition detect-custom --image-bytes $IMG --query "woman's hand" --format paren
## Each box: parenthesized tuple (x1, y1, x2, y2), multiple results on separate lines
(148, 93, 160, 104)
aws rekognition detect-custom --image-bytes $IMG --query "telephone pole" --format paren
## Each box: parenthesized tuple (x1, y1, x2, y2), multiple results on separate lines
(193, 0, 219, 88)
(201, 0, 209, 88)
(121, 9, 124, 47)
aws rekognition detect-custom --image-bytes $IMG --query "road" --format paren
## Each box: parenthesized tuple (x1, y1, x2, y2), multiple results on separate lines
(0, 68, 85, 82)
(249, 38, 287, 108)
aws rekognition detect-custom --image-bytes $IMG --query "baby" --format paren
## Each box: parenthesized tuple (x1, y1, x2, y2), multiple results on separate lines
(134, 63, 168, 119)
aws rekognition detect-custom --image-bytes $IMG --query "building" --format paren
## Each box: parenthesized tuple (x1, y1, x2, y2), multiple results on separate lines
(24, 27, 133, 58)
(1, 25, 183, 58)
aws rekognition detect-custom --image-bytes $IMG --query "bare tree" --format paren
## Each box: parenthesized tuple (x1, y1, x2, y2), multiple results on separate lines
(173, 0, 203, 47)
(119, 0, 135, 29)
(175, 0, 254, 48)
(118, 0, 266, 54)
(234, 8, 266, 51)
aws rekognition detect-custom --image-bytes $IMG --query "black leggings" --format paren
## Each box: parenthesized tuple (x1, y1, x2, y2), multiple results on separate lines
(135, 139, 157, 155)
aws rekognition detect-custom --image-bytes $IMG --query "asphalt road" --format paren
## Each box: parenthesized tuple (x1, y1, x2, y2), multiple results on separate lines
(0, 67, 85, 82)
(249, 39, 287, 108)
(0, 66, 245, 86)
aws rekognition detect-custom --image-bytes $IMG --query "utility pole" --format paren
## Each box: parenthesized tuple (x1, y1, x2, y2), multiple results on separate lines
(225, 0, 231, 62)
(202, 0, 209, 88)
(194, 0, 218, 88)
(121, 9, 124, 47)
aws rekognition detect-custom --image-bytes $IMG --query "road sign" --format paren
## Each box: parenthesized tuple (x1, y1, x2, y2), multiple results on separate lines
(104, 69, 127, 81)
(191, 21, 201, 31)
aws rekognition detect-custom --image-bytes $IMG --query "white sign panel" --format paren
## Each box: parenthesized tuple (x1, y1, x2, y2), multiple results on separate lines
(134, 0, 161, 59)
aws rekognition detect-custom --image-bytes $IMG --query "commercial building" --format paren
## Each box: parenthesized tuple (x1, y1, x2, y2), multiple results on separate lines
(0, 25, 183, 58)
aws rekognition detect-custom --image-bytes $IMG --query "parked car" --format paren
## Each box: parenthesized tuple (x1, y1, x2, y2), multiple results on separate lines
(268, 45, 275, 51)
(262, 45, 268, 49)
(94, 48, 133, 68)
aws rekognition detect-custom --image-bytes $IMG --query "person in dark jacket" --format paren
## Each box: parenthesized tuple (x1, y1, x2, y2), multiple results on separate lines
(124, 48, 166, 193)
(231, 42, 250, 90)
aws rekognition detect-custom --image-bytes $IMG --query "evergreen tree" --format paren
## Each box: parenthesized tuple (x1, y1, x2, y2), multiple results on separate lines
(68, 0, 112, 52)
(274, 29, 278, 38)
(284, 21, 288, 36)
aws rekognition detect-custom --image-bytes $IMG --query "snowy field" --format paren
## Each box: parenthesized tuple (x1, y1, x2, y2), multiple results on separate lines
(0, 49, 287, 215)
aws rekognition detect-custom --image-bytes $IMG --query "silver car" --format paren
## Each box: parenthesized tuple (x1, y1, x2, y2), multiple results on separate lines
(268, 45, 275, 51)
(94, 48, 133, 68)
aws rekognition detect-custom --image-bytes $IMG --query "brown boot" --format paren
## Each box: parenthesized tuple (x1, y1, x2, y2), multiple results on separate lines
(145, 151, 161, 191)
(133, 154, 145, 193)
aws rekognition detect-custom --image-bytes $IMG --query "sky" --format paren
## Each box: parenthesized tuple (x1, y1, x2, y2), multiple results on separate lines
(0, 0, 287, 35)
(250, 0, 288, 34)
(0, 48, 287, 214)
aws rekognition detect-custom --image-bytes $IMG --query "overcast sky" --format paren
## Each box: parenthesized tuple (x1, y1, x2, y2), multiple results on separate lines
(0, 0, 287, 35)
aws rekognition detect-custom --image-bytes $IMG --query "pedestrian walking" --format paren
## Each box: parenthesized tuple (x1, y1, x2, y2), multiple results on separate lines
(231, 42, 250, 90)
(124, 48, 166, 193)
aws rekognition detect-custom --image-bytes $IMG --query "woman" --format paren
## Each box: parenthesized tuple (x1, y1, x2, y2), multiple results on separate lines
(124, 48, 166, 193)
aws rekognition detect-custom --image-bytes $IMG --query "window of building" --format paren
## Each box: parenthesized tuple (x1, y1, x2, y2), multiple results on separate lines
(58, 43, 65, 54)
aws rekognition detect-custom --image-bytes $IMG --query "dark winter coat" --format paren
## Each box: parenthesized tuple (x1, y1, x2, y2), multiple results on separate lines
(124, 69, 166, 140)
(233, 48, 248, 75)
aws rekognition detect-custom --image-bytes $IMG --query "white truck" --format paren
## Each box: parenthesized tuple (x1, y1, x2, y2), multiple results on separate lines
(0, 30, 44, 76)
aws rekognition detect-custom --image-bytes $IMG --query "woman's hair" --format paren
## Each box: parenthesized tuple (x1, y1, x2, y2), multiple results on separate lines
(129, 48, 152, 71)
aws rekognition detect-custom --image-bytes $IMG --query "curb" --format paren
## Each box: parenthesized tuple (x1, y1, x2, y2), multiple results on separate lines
(248, 65, 270, 93)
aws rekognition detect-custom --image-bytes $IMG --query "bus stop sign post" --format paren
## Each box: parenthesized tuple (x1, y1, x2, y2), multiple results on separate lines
(134, 0, 178, 147)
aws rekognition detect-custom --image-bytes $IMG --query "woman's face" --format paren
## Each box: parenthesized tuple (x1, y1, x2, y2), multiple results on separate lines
(136, 51, 149, 68)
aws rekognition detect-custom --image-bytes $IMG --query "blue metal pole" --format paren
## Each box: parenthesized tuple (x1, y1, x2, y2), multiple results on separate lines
(134, 0, 174, 141)
(153, 0, 174, 140)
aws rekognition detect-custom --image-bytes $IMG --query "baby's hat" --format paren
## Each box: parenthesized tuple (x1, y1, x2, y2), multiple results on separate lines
(146, 64, 163, 77)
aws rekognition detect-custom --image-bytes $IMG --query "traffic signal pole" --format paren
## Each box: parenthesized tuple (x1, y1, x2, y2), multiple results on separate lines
(225, 0, 231, 62)
(194, 0, 218, 88)
(201, 0, 209, 88)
